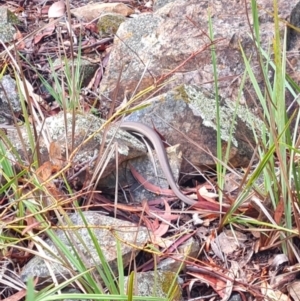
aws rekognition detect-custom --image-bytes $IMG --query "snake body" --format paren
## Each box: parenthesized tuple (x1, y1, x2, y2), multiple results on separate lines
(120, 122, 197, 206)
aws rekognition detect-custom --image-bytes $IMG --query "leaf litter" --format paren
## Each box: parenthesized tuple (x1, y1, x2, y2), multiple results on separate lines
(0, 0, 298, 300)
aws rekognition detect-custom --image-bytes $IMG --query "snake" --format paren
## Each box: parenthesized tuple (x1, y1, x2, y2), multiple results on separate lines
(120, 122, 198, 206)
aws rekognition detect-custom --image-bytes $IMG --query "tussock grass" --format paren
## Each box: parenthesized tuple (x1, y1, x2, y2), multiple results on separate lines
(218, 0, 300, 263)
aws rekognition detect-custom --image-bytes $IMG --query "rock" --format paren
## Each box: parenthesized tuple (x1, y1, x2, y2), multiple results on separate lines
(211, 230, 248, 259)
(71, 3, 134, 22)
(99, 13, 164, 111)
(157, 237, 200, 272)
(2, 82, 262, 199)
(99, 0, 297, 114)
(228, 293, 243, 301)
(287, 280, 300, 301)
(4, 112, 147, 184)
(153, 0, 175, 11)
(124, 84, 264, 175)
(0, 7, 20, 25)
(287, 1, 300, 50)
(0, 75, 22, 125)
(285, 1, 300, 108)
(0, 7, 18, 43)
(20, 211, 149, 285)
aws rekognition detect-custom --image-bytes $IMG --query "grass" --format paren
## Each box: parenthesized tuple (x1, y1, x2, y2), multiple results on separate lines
(218, 0, 300, 265)
(0, 42, 177, 301)
(0, 0, 299, 299)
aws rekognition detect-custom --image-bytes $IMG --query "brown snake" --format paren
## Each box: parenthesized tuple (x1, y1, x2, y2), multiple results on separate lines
(120, 122, 198, 207)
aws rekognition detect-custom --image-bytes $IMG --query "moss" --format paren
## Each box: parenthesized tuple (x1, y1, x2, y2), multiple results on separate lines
(160, 271, 182, 301)
(174, 84, 190, 103)
(97, 13, 126, 36)
(7, 10, 20, 25)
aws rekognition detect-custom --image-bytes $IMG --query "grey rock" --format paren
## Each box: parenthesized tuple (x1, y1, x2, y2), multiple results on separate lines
(287, 280, 300, 301)
(99, 13, 164, 111)
(153, 0, 175, 11)
(99, 0, 297, 114)
(0, 75, 21, 125)
(5, 112, 147, 184)
(71, 3, 133, 22)
(158, 237, 200, 272)
(0, 7, 19, 43)
(124, 84, 263, 174)
(0, 7, 20, 24)
(228, 293, 243, 301)
(0, 25, 17, 44)
(287, 1, 300, 50)
(20, 211, 149, 285)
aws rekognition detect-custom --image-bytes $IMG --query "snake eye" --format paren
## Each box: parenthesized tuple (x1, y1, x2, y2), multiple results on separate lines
(239, 149, 246, 156)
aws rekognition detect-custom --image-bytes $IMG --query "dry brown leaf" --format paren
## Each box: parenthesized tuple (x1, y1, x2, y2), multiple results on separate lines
(21, 221, 42, 235)
(152, 201, 171, 237)
(287, 280, 300, 301)
(153, 221, 169, 237)
(198, 186, 218, 202)
(274, 198, 284, 224)
(221, 261, 239, 301)
(34, 23, 56, 44)
(188, 271, 226, 298)
(149, 199, 179, 221)
(49, 141, 63, 169)
(130, 164, 176, 197)
(2, 288, 27, 301)
(36, 161, 53, 181)
(13, 30, 25, 50)
(48, 0, 65, 18)
(261, 281, 290, 301)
